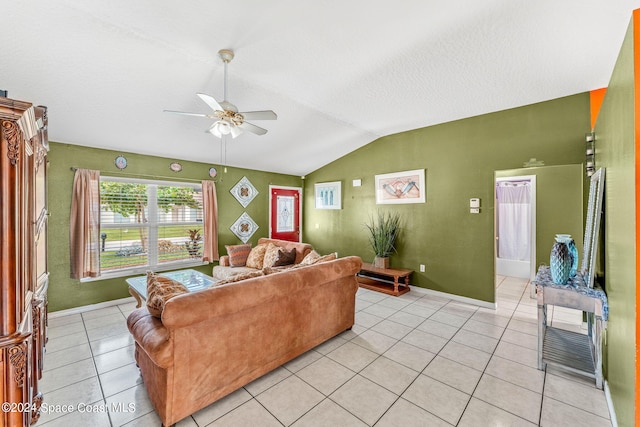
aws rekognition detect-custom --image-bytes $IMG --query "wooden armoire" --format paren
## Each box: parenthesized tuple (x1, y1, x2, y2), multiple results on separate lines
(0, 96, 49, 426)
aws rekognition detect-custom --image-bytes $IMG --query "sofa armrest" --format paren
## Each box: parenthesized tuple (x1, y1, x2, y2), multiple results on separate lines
(219, 255, 230, 267)
(127, 308, 174, 368)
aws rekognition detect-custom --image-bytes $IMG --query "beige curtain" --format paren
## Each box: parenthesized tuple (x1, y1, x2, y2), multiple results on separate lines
(202, 180, 219, 262)
(70, 169, 101, 279)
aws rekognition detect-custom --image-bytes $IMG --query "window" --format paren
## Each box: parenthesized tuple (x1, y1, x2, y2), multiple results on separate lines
(99, 177, 204, 275)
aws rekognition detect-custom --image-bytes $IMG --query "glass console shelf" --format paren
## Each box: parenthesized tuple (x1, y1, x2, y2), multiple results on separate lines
(533, 266, 608, 389)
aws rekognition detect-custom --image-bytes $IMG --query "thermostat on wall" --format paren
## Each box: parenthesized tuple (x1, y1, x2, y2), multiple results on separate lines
(470, 198, 480, 208)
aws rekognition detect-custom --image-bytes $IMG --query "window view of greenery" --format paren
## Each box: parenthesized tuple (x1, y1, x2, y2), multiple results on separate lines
(99, 180, 203, 272)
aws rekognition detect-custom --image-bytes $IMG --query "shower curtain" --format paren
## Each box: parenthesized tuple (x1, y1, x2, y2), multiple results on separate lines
(496, 181, 531, 261)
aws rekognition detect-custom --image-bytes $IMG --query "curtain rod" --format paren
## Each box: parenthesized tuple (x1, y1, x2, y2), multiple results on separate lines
(69, 166, 210, 183)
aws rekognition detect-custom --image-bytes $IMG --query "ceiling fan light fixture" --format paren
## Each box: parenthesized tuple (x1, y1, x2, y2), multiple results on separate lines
(229, 124, 243, 138)
(208, 121, 225, 138)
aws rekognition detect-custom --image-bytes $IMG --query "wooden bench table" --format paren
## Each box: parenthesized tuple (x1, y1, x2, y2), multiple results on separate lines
(357, 263, 413, 296)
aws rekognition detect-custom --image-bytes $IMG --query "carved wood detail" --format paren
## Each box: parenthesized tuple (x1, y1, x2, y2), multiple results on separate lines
(2, 120, 22, 165)
(32, 392, 43, 424)
(8, 344, 26, 388)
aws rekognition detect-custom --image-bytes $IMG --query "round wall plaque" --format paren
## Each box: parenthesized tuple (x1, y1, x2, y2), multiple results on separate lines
(169, 162, 182, 172)
(114, 155, 127, 170)
(209, 167, 217, 178)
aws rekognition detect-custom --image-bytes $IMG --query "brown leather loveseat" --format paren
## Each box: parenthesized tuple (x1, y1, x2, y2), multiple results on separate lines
(127, 255, 362, 426)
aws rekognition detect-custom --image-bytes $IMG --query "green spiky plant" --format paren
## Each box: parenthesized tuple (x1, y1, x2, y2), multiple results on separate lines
(364, 211, 401, 260)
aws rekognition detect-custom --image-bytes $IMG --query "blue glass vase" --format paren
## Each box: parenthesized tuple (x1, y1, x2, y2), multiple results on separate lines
(556, 234, 578, 277)
(550, 238, 572, 285)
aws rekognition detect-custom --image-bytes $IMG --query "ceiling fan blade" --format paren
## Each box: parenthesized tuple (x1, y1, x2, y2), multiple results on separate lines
(196, 93, 223, 111)
(164, 110, 210, 118)
(238, 110, 277, 121)
(237, 121, 268, 136)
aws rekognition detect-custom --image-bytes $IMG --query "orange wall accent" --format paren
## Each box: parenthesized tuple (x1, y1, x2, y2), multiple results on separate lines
(634, 8, 640, 427)
(590, 88, 607, 130)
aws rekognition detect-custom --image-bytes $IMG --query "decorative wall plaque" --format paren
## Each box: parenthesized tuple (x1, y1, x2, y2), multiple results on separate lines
(230, 212, 258, 243)
(230, 176, 258, 208)
(114, 155, 127, 170)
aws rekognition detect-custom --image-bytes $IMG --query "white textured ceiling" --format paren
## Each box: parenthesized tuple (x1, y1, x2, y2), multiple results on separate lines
(2, 1, 639, 176)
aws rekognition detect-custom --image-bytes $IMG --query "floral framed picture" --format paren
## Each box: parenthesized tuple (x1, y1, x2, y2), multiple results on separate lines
(314, 181, 341, 209)
(375, 169, 426, 204)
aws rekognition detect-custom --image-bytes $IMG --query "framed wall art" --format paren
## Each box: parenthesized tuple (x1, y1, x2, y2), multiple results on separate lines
(375, 169, 426, 204)
(230, 176, 258, 208)
(314, 181, 341, 209)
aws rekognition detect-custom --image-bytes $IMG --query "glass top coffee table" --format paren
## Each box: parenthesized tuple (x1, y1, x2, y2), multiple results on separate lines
(126, 269, 216, 308)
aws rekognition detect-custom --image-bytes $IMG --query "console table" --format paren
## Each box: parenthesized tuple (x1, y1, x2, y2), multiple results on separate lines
(357, 263, 412, 296)
(534, 266, 608, 389)
(126, 269, 216, 308)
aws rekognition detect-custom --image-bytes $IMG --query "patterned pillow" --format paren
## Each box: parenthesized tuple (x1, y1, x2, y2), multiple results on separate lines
(246, 243, 268, 269)
(216, 270, 264, 286)
(299, 250, 321, 266)
(146, 272, 189, 318)
(315, 252, 337, 264)
(262, 243, 280, 268)
(273, 247, 297, 267)
(226, 244, 252, 267)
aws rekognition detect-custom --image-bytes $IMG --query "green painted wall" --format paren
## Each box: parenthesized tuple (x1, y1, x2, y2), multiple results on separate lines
(496, 165, 584, 275)
(47, 142, 300, 312)
(304, 94, 589, 303)
(593, 18, 636, 427)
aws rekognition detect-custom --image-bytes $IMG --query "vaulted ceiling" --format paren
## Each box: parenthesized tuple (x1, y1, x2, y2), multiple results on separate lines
(2, 1, 639, 176)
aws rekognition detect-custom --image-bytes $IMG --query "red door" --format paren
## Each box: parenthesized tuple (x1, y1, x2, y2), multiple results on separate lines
(270, 187, 301, 242)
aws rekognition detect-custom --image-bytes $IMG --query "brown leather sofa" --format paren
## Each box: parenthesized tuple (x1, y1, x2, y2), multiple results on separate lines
(127, 255, 362, 426)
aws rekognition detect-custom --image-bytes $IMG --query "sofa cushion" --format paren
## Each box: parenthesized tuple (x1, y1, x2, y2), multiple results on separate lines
(257, 238, 313, 264)
(226, 244, 252, 267)
(299, 250, 321, 266)
(216, 270, 265, 286)
(273, 247, 297, 267)
(146, 272, 189, 318)
(316, 252, 338, 264)
(212, 265, 257, 281)
(246, 243, 268, 269)
(262, 243, 281, 268)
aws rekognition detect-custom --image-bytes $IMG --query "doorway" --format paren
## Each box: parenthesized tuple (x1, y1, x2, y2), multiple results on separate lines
(269, 186, 302, 242)
(495, 175, 536, 280)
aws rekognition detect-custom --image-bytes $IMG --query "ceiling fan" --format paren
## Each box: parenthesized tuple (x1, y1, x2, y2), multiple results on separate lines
(164, 49, 277, 138)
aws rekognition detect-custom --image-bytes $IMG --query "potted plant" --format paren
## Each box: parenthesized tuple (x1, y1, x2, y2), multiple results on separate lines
(184, 229, 202, 258)
(364, 211, 400, 268)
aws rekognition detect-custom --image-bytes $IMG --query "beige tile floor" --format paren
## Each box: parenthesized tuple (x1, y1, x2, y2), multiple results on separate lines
(38, 276, 612, 426)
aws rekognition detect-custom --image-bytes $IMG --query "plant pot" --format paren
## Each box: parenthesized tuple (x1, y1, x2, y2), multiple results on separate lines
(373, 256, 389, 269)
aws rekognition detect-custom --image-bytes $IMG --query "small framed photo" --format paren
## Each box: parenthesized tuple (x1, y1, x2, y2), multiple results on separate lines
(375, 169, 426, 204)
(315, 181, 341, 209)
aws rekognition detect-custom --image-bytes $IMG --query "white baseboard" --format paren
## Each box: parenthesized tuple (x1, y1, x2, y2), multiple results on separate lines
(409, 285, 496, 310)
(49, 296, 136, 319)
(604, 380, 618, 427)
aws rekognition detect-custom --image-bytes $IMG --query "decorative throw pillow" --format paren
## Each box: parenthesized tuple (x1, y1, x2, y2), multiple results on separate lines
(146, 272, 188, 318)
(216, 270, 264, 286)
(315, 252, 338, 264)
(273, 247, 297, 267)
(246, 243, 268, 269)
(226, 244, 252, 267)
(262, 243, 281, 268)
(299, 250, 321, 266)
